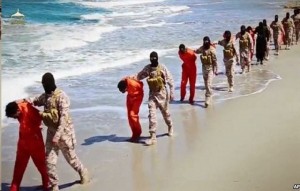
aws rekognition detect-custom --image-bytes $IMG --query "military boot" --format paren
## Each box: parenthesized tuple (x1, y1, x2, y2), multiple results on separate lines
(168, 126, 174, 136)
(204, 97, 210, 108)
(79, 168, 90, 184)
(145, 133, 157, 146)
(228, 86, 234, 92)
(49, 185, 59, 191)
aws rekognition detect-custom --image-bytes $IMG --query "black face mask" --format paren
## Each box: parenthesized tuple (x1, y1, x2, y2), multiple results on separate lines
(203, 42, 210, 50)
(150, 57, 158, 67)
(42, 73, 57, 94)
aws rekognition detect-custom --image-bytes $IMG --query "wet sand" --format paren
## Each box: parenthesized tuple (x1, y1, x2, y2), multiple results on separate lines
(2, 45, 300, 191)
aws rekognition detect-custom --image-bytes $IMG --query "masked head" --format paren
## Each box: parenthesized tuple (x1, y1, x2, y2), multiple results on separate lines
(117, 79, 127, 93)
(5, 101, 20, 119)
(179, 44, 186, 53)
(223, 30, 231, 42)
(203, 36, 211, 50)
(263, 19, 267, 26)
(150, 51, 159, 67)
(240, 25, 246, 35)
(286, 12, 290, 18)
(42, 72, 57, 94)
(274, 15, 278, 22)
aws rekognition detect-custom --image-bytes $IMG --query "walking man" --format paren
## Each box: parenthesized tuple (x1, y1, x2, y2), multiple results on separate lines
(178, 44, 197, 104)
(217, 31, 239, 92)
(5, 100, 49, 191)
(31, 72, 89, 191)
(236, 25, 253, 73)
(195, 36, 218, 107)
(134, 51, 174, 146)
(118, 77, 144, 142)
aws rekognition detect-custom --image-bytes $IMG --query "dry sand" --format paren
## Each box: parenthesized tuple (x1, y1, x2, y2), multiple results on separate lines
(2, 45, 300, 191)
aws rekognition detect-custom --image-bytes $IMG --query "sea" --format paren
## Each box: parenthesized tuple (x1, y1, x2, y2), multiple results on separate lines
(1, 0, 288, 188)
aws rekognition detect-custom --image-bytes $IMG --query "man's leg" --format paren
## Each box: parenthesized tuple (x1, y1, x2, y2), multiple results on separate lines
(127, 95, 143, 141)
(180, 69, 188, 101)
(225, 60, 234, 92)
(31, 139, 49, 191)
(10, 141, 30, 191)
(188, 69, 197, 104)
(145, 98, 158, 145)
(45, 137, 59, 189)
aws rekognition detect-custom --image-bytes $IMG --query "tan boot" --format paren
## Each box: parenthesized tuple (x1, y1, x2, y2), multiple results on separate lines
(79, 168, 90, 184)
(204, 97, 210, 108)
(49, 185, 59, 191)
(145, 133, 157, 146)
(168, 126, 174, 136)
(228, 86, 234, 92)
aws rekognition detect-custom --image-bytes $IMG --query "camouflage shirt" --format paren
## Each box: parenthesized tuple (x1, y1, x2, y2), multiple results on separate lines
(136, 63, 174, 97)
(30, 89, 74, 140)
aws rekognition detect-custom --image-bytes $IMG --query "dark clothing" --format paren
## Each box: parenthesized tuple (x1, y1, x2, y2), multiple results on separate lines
(255, 26, 269, 62)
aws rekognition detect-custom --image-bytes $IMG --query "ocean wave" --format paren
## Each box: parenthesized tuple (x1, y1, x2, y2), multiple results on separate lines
(77, 0, 166, 9)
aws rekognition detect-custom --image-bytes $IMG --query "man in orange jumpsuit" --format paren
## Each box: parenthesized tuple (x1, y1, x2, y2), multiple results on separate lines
(118, 77, 144, 142)
(5, 100, 49, 191)
(178, 44, 197, 104)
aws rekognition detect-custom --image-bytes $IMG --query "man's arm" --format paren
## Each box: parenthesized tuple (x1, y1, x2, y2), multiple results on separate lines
(194, 46, 203, 54)
(211, 50, 218, 75)
(53, 92, 70, 141)
(163, 66, 175, 101)
(25, 94, 46, 107)
(134, 65, 149, 81)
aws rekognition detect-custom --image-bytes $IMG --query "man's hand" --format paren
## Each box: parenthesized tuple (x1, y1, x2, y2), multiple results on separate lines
(52, 136, 59, 146)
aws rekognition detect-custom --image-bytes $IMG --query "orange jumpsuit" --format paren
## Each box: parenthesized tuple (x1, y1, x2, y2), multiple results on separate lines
(10, 101, 49, 191)
(126, 78, 144, 140)
(178, 48, 197, 103)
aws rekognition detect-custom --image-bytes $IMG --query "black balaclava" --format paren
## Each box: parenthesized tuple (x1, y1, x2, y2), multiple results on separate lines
(263, 19, 267, 26)
(42, 72, 57, 94)
(224, 30, 231, 43)
(286, 12, 290, 19)
(241, 25, 246, 35)
(275, 15, 278, 22)
(150, 51, 159, 67)
(203, 36, 211, 50)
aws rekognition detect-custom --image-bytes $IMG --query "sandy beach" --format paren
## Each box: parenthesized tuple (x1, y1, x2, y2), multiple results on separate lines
(2, 44, 300, 191)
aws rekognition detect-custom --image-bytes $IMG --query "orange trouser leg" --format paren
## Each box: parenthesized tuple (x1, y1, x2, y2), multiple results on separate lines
(10, 140, 30, 191)
(127, 95, 143, 139)
(180, 69, 188, 101)
(30, 139, 49, 191)
(188, 69, 197, 102)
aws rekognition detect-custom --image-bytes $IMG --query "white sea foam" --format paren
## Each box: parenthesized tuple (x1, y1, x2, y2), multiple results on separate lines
(78, 0, 166, 9)
(38, 25, 118, 51)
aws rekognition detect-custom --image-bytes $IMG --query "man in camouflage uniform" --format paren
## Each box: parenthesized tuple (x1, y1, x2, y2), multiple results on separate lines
(292, 9, 300, 45)
(31, 73, 89, 191)
(195, 36, 218, 107)
(217, 30, 239, 92)
(270, 15, 285, 55)
(134, 51, 174, 146)
(282, 12, 295, 49)
(235, 25, 253, 73)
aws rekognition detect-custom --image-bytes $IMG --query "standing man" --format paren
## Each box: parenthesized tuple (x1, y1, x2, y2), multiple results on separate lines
(217, 31, 239, 92)
(263, 19, 272, 60)
(178, 44, 197, 104)
(195, 36, 218, 107)
(292, 9, 300, 45)
(271, 15, 285, 55)
(5, 100, 49, 191)
(134, 51, 174, 146)
(236, 25, 253, 74)
(117, 77, 144, 142)
(31, 72, 89, 191)
(282, 12, 295, 49)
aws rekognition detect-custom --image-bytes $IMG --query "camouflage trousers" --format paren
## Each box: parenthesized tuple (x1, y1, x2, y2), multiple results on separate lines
(46, 129, 84, 187)
(148, 88, 172, 134)
(239, 50, 251, 70)
(285, 29, 293, 45)
(224, 59, 234, 87)
(202, 68, 214, 97)
(273, 34, 280, 50)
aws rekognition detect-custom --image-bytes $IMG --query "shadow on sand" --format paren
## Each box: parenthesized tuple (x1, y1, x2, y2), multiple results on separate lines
(1, 180, 80, 191)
